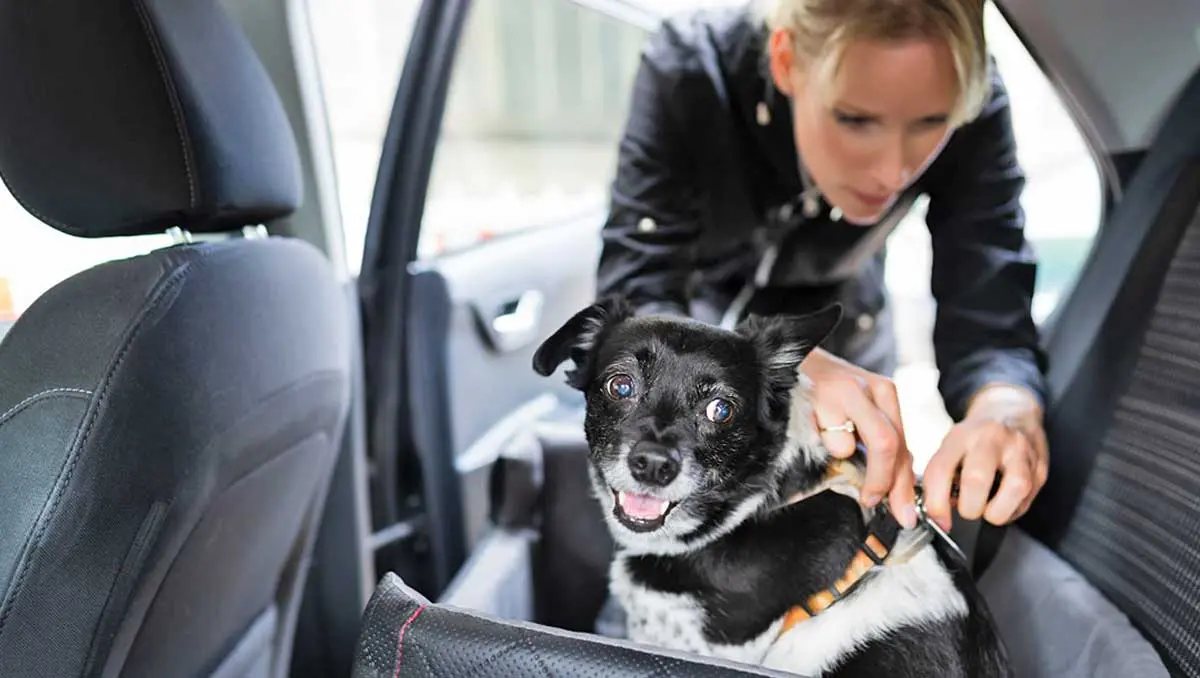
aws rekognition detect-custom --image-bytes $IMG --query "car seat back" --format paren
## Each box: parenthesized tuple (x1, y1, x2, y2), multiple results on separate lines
(1020, 67, 1200, 677)
(0, 1, 352, 676)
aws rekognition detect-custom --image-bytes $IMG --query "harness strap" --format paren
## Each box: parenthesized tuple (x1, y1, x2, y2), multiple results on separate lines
(777, 499, 905, 632)
(770, 458, 967, 637)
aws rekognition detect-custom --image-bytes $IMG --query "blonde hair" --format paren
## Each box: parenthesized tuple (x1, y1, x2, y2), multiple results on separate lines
(760, 0, 989, 127)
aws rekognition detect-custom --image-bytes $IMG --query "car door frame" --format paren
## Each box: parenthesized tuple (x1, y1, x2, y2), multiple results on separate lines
(357, 0, 473, 597)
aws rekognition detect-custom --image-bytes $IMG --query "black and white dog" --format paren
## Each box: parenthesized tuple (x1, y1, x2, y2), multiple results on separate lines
(532, 296, 1011, 677)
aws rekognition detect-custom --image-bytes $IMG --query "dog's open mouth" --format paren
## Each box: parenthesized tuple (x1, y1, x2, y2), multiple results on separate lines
(612, 489, 676, 532)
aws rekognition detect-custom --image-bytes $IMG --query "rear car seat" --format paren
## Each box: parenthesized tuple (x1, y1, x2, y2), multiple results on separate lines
(1004, 66, 1200, 677)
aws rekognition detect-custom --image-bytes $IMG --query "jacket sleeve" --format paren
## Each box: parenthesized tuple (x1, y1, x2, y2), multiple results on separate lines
(923, 66, 1050, 422)
(595, 25, 702, 318)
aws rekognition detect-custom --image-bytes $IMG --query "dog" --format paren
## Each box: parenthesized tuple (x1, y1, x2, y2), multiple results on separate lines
(532, 296, 1012, 677)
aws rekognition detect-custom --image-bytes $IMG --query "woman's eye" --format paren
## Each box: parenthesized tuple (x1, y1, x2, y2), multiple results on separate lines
(705, 398, 734, 424)
(605, 374, 636, 400)
(833, 110, 872, 130)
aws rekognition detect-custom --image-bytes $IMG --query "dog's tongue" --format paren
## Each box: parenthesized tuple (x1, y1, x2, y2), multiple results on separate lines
(618, 491, 669, 520)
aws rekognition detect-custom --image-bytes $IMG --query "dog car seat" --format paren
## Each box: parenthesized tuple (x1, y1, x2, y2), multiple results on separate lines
(351, 572, 803, 678)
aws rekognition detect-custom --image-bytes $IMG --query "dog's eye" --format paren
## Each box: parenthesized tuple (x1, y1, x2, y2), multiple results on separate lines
(705, 398, 734, 424)
(604, 374, 636, 400)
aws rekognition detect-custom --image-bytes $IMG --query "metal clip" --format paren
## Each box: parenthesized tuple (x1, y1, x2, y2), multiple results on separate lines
(913, 485, 968, 566)
(166, 226, 193, 244)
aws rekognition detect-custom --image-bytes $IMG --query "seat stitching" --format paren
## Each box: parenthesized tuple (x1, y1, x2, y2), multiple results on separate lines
(0, 262, 191, 640)
(0, 388, 93, 427)
(0, 3, 199, 237)
(132, 0, 197, 209)
(392, 604, 425, 678)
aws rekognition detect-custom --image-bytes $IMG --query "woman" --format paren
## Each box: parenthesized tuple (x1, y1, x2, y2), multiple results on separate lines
(596, 0, 1049, 534)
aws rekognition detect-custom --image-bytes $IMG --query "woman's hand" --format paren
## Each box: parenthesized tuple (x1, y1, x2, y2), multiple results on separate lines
(801, 348, 920, 529)
(920, 384, 1049, 531)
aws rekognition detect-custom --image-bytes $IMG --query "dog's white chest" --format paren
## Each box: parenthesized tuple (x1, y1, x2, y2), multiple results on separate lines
(761, 546, 969, 676)
(612, 544, 968, 677)
(609, 557, 783, 665)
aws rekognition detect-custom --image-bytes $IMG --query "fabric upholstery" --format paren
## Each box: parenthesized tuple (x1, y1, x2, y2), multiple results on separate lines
(1020, 68, 1200, 678)
(1047, 188, 1200, 676)
(0, 0, 302, 237)
(977, 529, 1170, 678)
(0, 239, 352, 676)
(0, 1, 349, 673)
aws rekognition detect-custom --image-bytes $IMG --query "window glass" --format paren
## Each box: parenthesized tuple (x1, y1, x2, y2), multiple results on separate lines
(417, 0, 648, 259)
(0, 190, 172, 321)
(306, 0, 422, 274)
(887, 2, 1104, 466)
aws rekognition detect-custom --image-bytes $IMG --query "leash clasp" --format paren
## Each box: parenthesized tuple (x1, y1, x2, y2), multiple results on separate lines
(913, 483, 969, 567)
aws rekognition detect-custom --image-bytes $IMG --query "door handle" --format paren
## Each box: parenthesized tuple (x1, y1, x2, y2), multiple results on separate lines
(490, 290, 545, 352)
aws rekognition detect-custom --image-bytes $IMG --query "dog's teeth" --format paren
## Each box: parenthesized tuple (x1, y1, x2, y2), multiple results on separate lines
(618, 491, 669, 520)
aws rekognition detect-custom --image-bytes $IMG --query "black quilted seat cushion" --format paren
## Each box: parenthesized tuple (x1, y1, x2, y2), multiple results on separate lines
(352, 573, 800, 678)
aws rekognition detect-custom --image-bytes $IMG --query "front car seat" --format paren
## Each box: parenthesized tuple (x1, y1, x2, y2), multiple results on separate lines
(0, 0, 353, 676)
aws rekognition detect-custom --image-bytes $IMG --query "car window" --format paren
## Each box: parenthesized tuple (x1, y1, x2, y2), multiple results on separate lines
(306, 0, 422, 276)
(416, 0, 648, 260)
(888, 2, 1104, 464)
(0, 189, 173, 321)
(308, 0, 644, 270)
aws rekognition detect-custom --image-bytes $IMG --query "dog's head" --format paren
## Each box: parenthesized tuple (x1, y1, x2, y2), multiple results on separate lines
(532, 296, 842, 555)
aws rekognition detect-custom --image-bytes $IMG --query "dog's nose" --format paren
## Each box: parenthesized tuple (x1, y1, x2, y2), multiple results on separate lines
(628, 442, 681, 486)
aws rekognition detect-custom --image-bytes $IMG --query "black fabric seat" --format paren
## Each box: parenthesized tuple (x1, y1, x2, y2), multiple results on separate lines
(1017, 67, 1200, 677)
(0, 1, 352, 676)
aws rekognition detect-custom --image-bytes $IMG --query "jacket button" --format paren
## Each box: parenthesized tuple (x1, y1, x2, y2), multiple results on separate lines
(857, 314, 875, 332)
(637, 217, 657, 233)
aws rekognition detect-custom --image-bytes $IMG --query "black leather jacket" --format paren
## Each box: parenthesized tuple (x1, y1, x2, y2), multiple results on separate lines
(595, 7, 1047, 421)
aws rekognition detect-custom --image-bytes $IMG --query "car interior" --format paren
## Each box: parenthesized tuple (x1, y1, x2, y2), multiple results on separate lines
(0, 0, 1198, 677)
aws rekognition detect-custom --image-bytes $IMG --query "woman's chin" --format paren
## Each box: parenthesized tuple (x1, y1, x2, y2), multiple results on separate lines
(837, 205, 884, 226)
(841, 211, 878, 226)
(834, 196, 898, 226)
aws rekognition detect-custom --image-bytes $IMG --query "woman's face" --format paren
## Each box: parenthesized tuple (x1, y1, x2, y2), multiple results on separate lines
(768, 31, 959, 224)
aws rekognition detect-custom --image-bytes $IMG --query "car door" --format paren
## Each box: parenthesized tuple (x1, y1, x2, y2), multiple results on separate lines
(357, 0, 653, 597)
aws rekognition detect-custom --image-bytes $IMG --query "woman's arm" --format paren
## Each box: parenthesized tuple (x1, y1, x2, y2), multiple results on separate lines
(923, 64, 1049, 423)
(595, 23, 703, 318)
(920, 63, 1051, 528)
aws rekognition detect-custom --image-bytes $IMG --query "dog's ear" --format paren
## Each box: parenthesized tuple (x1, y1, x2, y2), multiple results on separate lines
(532, 295, 634, 389)
(737, 302, 843, 390)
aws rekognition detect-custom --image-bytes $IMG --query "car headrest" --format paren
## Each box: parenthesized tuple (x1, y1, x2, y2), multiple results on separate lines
(0, 0, 303, 238)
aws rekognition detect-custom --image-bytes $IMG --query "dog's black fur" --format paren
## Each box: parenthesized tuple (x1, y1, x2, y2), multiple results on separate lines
(533, 296, 1011, 677)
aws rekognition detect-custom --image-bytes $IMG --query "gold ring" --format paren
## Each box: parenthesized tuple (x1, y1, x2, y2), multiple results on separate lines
(820, 420, 856, 434)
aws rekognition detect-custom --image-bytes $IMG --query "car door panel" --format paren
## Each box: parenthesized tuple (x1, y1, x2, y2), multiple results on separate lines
(430, 217, 597, 465)
(412, 216, 599, 546)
